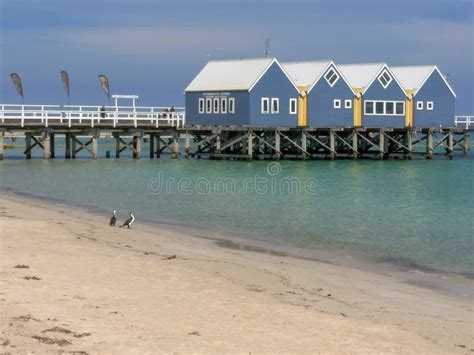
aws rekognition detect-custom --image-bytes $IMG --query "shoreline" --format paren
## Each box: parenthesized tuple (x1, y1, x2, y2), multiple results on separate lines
(1, 188, 473, 300)
(0, 192, 473, 352)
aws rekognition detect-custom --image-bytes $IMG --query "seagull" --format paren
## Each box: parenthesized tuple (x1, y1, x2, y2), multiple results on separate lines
(109, 210, 117, 226)
(119, 212, 135, 229)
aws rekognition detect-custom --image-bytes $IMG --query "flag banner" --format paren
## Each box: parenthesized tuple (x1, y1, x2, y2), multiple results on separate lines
(98, 74, 110, 99)
(10, 73, 24, 99)
(60, 70, 70, 98)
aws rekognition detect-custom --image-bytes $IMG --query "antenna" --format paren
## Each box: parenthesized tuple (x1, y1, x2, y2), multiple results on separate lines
(265, 38, 271, 57)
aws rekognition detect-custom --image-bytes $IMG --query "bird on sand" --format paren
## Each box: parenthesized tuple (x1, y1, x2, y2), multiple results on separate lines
(119, 212, 135, 229)
(109, 210, 117, 226)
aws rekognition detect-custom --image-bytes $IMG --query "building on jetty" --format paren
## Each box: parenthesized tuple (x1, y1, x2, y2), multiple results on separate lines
(185, 58, 300, 126)
(391, 65, 456, 128)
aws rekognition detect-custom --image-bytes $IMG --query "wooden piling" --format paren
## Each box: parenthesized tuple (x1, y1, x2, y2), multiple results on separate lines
(133, 136, 142, 159)
(0, 131, 4, 161)
(463, 132, 470, 155)
(447, 130, 454, 159)
(149, 133, 155, 159)
(65, 133, 71, 159)
(184, 131, 190, 158)
(171, 131, 179, 159)
(274, 129, 280, 160)
(301, 130, 307, 160)
(426, 129, 433, 159)
(247, 129, 253, 160)
(378, 129, 385, 159)
(406, 129, 413, 160)
(329, 130, 335, 160)
(352, 130, 358, 159)
(50, 133, 55, 159)
(25, 133, 31, 159)
(71, 135, 77, 159)
(115, 134, 120, 158)
(42, 132, 50, 159)
(92, 136, 98, 159)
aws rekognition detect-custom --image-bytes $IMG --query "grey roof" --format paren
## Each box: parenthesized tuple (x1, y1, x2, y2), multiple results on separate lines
(281, 60, 332, 88)
(337, 63, 385, 89)
(185, 58, 276, 92)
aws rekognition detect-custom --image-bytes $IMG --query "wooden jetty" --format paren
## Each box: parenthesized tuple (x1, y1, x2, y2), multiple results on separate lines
(0, 105, 471, 160)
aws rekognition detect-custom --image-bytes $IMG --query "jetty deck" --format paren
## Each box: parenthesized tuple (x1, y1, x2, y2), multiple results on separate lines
(0, 104, 471, 160)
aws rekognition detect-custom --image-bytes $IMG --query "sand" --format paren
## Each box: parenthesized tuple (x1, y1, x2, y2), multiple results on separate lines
(0, 194, 472, 354)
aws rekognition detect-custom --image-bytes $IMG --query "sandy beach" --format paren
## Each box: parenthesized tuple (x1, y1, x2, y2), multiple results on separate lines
(0, 194, 472, 354)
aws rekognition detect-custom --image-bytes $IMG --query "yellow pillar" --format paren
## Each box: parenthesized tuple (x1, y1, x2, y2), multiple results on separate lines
(297, 86, 308, 127)
(353, 88, 363, 127)
(405, 89, 414, 127)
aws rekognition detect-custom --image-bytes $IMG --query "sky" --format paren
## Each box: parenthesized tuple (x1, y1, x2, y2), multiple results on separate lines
(0, 0, 473, 113)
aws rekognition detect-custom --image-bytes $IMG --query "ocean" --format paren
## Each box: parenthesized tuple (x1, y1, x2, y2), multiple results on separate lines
(1, 138, 473, 278)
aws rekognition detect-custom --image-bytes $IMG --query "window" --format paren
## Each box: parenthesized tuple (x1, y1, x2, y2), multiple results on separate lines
(396, 102, 405, 115)
(333, 99, 341, 109)
(198, 98, 205, 114)
(271, 98, 279, 114)
(375, 102, 384, 114)
(427, 101, 434, 110)
(229, 98, 235, 113)
(289, 98, 297, 114)
(385, 101, 394, 115)
(378, 69, 393, 89)
(205, 98, 212, 113)
(213, 98, 219, 113)
(344, 99, 352, 109)
(324, 68, 340, 87)
(365, 100, 405, 116)
(261, 98, 269, 114)
(365, 101, 374, 114)
(221, 97, 227, 114)
(417, 101, 423, 110)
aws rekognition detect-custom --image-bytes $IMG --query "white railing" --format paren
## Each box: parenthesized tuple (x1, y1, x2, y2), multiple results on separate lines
(454, 116, 473, 129)
(0, 104, 185, 128)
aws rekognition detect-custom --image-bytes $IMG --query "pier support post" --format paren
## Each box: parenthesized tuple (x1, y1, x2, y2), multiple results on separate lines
(426, 129, 433, 160)
(0, 131, 4, 161)
(378, 129, 385, 159)
(274, 129, 280, 160)
(133, 135, 142, 159)
(156, 134, 161, 159)
(149, 133, 155, 159)
(65, 133, 71, 159)
(91, 135, 98, 159)
(184, 131, 190, 158)
(329, 130, 335, 160)
(115, 134, 120, 158)
(301, 130, 307, 160)
(352, 130, 358, 159)
(42, 131, 51, 159)
(171, 131, 179, 159)
(71, 134, 77, 159)
(463, 132, 470, 155)
(50, 134, 55, 159)
(447, 130, 454, 160)
(25, 134, 32, 159)
(405, 129, 413, 160)
(247, 129, 253, 160)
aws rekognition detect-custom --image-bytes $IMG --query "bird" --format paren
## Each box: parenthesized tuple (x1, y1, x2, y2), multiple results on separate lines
(119, 212, 135, 229)
(109, 210, 117, 226)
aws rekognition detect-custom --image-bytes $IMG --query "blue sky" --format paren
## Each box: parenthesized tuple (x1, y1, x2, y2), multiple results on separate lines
(0, 0, 473, 113)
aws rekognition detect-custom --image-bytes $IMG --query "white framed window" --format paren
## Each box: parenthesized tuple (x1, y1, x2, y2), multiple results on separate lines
(261, 97, 269, 114)
(271, 98, 279, 114)
(364, 100, 405, 116)
(333, 99, 341, 109)
(198, 98, 205, 114)
(213, 98, 219, 113)
(229, 98, 235, 113)
(427, 101, 434, 110)
(364, 101, 374, 114)
(220, 97, 227, 114)
(378, 69, 393, 89)
(289, 98, 297, 114)
(417, 101, 424, 110)
(344, 99, 352, 109)
(324, 68, 340, 87)
(205, 97, 212, 113)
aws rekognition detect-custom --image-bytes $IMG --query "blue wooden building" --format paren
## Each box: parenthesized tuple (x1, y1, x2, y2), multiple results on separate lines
(391, 66, 456, 128)
(185, 58, 300, 126)
(282, 61, 355, 127)
(338, 63, 408, 128)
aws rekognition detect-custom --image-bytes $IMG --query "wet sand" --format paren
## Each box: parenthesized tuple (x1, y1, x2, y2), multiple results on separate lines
(0, 194, 472, 353)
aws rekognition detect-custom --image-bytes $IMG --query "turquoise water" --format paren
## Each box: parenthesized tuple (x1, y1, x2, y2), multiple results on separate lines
(1, 139, 473, 276)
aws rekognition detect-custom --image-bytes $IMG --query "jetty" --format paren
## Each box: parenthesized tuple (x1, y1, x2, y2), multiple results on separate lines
(0, 103, 471, 160)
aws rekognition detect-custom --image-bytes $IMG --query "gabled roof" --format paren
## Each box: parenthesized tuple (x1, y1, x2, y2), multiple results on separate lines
(184, 57, 298, 93)
(282, 60, 355, 95)
(281, 60, 331, 87)
(391, 65, 456, 97)
(338, 63, 408, 97)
